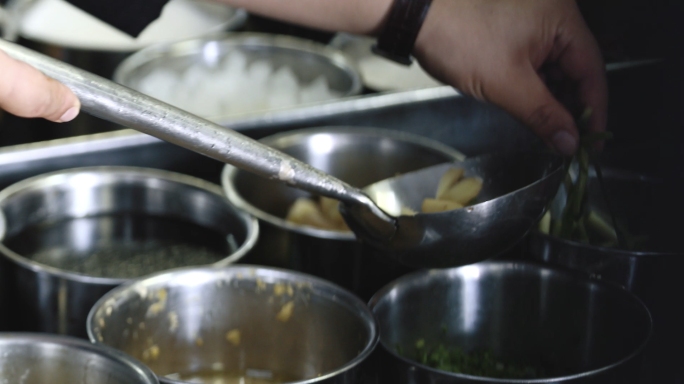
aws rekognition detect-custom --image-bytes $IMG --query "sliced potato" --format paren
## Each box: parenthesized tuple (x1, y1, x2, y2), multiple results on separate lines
(286, 198, 338, 230)
(436, 167, 465, 199)
(319, 196, 345, 225)
(400, 206, 418, 216)
(538, 210, 551, 234)
(421, 198, 464, 213)
(442, 177, 483, 205)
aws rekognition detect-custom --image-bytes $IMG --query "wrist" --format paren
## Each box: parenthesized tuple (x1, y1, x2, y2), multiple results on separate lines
(372, 0, 434, 65)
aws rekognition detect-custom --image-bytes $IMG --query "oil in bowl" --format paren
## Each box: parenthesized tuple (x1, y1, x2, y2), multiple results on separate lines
(0, 167, 258, 337)
(88, 266, 377, 384)
(5, 213, 237, 279)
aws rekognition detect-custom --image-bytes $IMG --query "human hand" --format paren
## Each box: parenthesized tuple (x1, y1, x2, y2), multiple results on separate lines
(0, 49, 80, 122)
(414, 0, 607, 156)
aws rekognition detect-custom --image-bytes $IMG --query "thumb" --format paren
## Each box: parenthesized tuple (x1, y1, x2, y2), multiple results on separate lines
(487, 66, 578, 156)
(0, 49, 80, 123)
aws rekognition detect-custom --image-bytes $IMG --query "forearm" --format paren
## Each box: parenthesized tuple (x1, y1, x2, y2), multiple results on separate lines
(215, 0, 393, 36)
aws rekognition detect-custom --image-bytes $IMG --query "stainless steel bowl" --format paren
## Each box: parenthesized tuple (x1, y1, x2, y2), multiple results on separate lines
(0, 167, 258, 337)
(87, 265, 378, 384)
(525, 169, 684, 383)
(114, 32, 363, 119)
(0, 333, 158, 383)
(222, 126, 463, 300)
(368, 261, 652, 384)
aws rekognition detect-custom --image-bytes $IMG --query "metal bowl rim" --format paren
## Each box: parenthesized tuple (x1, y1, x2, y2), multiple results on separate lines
(86, 264, 379, 384)
(0, 332, 159, 384)
(367, 260, 653, 383)
(113, 31, 363, 98)
(0, 165, 259, 285)
(221, 126, 465, 240)
(529, 229, 683, 257)
(395, 150, 565, 219)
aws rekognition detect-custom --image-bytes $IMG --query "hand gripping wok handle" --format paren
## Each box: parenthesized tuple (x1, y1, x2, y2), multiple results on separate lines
(0, 39, 396, 241)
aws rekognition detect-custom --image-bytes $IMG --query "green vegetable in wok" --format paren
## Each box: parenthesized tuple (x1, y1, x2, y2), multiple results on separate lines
(398, 339, 544, 379)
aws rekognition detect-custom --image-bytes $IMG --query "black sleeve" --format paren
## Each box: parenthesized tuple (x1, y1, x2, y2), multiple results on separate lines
(64, 0, 170, 37)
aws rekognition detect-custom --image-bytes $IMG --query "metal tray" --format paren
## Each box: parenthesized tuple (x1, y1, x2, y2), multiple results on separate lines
(0, 87, 539, 189)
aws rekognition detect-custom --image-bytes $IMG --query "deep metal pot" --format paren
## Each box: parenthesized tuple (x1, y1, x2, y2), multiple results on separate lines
(524, 169, 684, 383)
(368, 261, 652, 384)
(0, 166, 258, 338)
(0, 333, 159, 384)
(87, 265, 378, 384)
(221, 126, 464, 300)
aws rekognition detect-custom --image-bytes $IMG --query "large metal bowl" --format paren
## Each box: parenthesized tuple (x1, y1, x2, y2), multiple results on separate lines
(221, 126, 463, 300)
(114, 32, 362, 119)
(87, 265, 378, 384)
(0, 167, 258, 337)
(0, 333, 158, 384)
(368, 261, 652, 384)
(525, 169, 684, 383)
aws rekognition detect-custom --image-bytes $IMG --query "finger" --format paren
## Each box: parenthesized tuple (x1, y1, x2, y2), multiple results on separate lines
(556, 20, 608, 135)
(485, 65, 579, 156)
(0, 49, 80, 122)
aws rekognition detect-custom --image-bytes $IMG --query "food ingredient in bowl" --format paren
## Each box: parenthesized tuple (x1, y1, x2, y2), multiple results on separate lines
(401, 339, 544, 379)
(284, 167, 482, 231)
(6, 214, 235, 279)
(536, 109, 648, 250)
(137, 51, 342, 117)
(226, 329, 241, 346)
(276, 301, 295, 322)
(285, 196, 350, 232)
(420, 168, 482, 213)
(172, 368, 300, 384)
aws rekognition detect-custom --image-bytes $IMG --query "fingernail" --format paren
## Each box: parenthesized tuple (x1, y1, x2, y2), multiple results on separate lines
(551, 131, 578, 156)
(58, 107, 79, 123)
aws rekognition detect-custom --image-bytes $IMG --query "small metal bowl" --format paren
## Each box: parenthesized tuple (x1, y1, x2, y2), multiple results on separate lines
(368, 261, 652, 384)
(87, 265, 378, 384)
(0, 167, 258, 337)
(0, 333, 158, 384)
(114, 32, 362, 118)
(221, 126, 463, 299)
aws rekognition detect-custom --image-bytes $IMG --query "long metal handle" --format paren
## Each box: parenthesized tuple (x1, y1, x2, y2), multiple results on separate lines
(0, 39, 396, 240)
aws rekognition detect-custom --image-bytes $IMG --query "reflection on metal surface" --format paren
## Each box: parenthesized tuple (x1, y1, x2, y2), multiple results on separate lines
(0, 167, 258, 337)
(0, 333, 158, 384)
(87, 265, 377, 384)
(369, 261, 652, 383)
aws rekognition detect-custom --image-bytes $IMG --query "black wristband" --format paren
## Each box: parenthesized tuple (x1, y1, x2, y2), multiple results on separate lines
(372, 0, 433, 66)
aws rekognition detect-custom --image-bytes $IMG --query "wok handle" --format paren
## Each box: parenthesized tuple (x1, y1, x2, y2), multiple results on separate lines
(0, 39, 397, 241)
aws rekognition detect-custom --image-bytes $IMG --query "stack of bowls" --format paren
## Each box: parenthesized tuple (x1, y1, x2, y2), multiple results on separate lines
(221, 126, 463, 300)
(0, 167, 258, 337)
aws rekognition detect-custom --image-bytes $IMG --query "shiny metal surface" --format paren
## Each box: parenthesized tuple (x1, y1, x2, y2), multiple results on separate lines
(0, 167, 258, 337)
(527, 168, 682, 289)
(363, 151, 565, 267)
(88, 265, 378, 384)
(114, 32, 363, 103)
(525, 170, 684, 384)
(0, 39, 403, 256)
(368, 261, 652, 383)
(221, 127, 461, 298)
(0, 40, 553, 267)
(0, 333, 158, 384)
